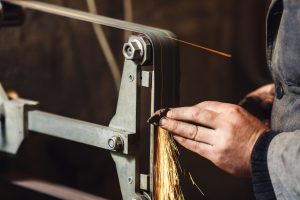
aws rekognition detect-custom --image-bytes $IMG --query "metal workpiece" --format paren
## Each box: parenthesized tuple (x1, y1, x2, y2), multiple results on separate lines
(0, 1, 24, 26)
(28, 110, 134, 154)
(123, 36, 152, 65)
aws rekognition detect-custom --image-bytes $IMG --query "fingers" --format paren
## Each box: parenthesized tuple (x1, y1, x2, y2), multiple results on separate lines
(160, 117, 214, 144)
(147, 108, 170, 126)
(195, 101, 235, 113)
(173, 135, 212, 159)
(166, 106, 219, 129)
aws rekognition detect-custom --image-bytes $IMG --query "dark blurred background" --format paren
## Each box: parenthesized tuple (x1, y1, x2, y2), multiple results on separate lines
(0, 0, 272, 199)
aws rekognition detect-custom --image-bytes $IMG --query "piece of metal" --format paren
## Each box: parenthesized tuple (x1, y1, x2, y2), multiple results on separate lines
(140, 174, 150, 191)
(109, 55, 140, 199)
(28, 110, 134, 154)
(0, 83, 8, 103)
(143, 192, 151, 200)
(0, 83, 38, 154)
(141, 71, 151, 88)
(5, 174, 108, 200)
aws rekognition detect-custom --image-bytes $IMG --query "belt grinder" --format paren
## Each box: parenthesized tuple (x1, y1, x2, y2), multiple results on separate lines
(0, 1, 179, 199)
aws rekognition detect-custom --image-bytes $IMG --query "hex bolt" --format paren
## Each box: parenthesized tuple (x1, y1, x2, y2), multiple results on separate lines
(107, 136, 123, 152)
(122, 35, 152, 65)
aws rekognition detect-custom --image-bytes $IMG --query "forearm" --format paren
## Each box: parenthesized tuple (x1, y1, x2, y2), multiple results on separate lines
(251, 130, 300, 200)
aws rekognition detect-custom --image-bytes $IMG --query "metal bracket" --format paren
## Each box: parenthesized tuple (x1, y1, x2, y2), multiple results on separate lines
(109, 35, 152, 200)
(0, 84, 38, 154)
(0, 1, 180, 199)
(0, 36, 154, 199)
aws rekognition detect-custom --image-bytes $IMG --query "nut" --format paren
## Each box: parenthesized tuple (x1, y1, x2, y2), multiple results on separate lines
(123, 35, 152, 65)
(135, 36, 152, 65)
(108, 136, 124, 152)
(123, 41, 143, 61)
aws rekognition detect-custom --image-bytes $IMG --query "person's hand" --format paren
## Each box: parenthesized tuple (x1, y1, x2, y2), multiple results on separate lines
(239, 84, 275, 125)
(159, 101, 269, 177)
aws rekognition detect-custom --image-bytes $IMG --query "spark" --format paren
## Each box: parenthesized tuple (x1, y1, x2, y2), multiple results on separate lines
(166, 36, 232, 58)
(155, 127, 184, 200)
(7, 90, 19, 100)
(188, 172, 205, 196)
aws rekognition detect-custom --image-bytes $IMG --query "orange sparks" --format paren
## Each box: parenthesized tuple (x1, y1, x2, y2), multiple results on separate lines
(155, 127, 184, 200)
(188, 172, 204, 196)
(166, 36, 232, 58)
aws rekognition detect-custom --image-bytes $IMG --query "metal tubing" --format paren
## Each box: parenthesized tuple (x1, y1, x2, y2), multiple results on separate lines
(28, 110, 134, 154)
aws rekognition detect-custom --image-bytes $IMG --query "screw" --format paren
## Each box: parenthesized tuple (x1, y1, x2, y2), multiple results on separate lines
(107, 136, 123, 152)
(129, 75, 134, 82)
(128, 177, 133, 184)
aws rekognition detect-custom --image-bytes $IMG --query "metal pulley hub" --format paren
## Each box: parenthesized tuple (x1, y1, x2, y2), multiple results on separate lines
(123, 35, 152, 65)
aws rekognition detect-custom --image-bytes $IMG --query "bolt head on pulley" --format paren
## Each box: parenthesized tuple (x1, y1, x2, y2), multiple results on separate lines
(123, 35, 152, 65)
(123, 41, 143, 61)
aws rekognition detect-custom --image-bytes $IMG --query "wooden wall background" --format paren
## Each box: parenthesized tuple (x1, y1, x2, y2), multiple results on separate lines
(0, 0, 271, 199)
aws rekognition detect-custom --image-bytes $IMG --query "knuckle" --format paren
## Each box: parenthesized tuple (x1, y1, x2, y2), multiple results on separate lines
(203, 111, 215, 122)
(227, 105, 241, 114)
(224, 121, 236, 132)
(191, 109, 201, 121)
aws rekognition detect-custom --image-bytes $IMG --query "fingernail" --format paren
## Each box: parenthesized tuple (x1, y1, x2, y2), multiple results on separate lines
(147, 108, 170, 126)
(159, 117, 167, 126)
(166, 110, 171, 118)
